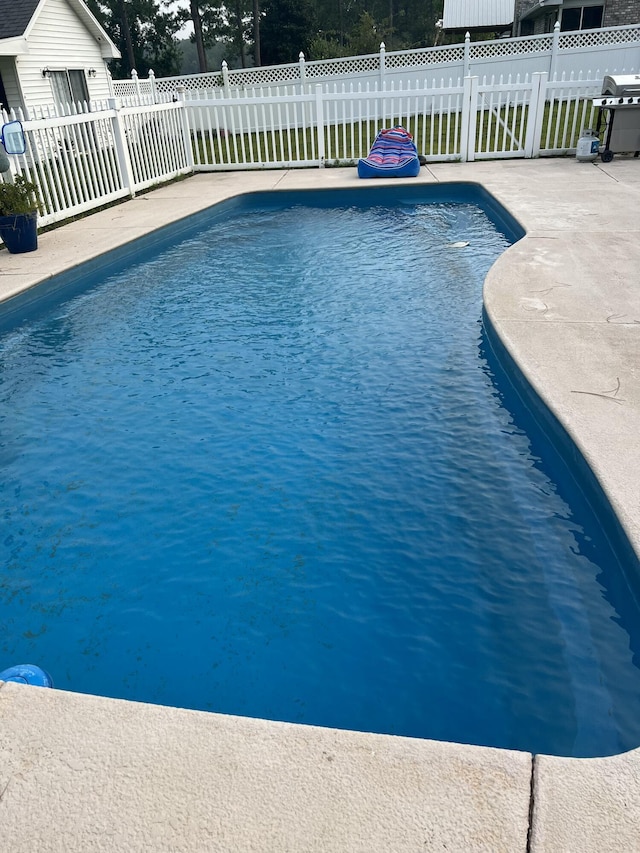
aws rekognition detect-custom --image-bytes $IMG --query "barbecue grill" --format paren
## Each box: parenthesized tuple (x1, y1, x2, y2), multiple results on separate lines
(593, 74, 640, 162)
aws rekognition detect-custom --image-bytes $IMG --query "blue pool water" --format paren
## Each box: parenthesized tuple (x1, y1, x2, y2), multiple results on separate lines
(1, 185, 640, 758)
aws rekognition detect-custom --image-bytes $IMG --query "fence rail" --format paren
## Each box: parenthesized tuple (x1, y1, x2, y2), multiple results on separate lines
(0, 70, 620, 242)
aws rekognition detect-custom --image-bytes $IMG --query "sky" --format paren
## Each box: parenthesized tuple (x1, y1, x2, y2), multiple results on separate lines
(167, 0, 193, 37)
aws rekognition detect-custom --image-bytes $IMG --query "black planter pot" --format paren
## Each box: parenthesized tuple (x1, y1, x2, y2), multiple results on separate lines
(0, 210, 38, 253)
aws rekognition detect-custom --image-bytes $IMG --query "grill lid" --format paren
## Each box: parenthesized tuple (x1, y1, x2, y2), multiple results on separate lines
(601, 74, 640, 97)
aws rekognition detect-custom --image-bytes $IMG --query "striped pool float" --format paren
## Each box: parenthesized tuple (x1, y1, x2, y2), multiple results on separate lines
(357, 126, 421, 179)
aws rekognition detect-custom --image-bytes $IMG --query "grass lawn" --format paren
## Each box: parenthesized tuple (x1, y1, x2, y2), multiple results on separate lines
(190, 98, 599, 166)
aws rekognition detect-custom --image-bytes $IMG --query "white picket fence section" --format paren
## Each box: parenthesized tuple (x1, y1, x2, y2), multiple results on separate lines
(0, 70, 611, 235)
(185, 78, 470, 170)
(184, 71, 603, 170)
(111, 23, 640, 104)
(2, 100, 192, 227)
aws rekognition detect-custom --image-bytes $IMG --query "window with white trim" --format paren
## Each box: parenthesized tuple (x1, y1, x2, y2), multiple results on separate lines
(49, 70, 90, 113)
(560, 4, 604, 30)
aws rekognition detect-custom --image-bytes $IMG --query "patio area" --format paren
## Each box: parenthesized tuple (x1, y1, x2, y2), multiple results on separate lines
(0, 157, 639, 851)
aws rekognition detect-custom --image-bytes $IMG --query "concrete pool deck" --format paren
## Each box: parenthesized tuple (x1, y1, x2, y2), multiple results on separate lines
(0, 158, 639, 851)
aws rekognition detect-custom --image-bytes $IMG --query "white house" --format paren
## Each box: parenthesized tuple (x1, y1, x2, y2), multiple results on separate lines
(442, 0, 640, 37)
(442, 0, 517, 34)
(516, 0, 640, 34)
(0, 0, 120, 119)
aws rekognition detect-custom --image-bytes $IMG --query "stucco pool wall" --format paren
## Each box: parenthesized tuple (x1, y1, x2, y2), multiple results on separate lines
(1, 161, 640, 851)
(481, 306, 640, 598)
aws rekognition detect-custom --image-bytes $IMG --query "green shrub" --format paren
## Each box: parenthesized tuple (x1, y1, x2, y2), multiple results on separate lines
(0, 175, 40, 216)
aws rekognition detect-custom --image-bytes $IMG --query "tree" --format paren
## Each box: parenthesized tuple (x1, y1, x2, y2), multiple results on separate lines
(190, 0, 208, 72)
(260, 0, 317, 65)
(176, 0, 247, 73)
(177, 37, 229, 73)
(349, 11, 383, 56)
(144, 7, 182, 75)
(253, 0, 261, 65)
(310, 0, 443, 57)
(382, 0, 442, 52)
(118, 0, 136, 71)
(309, 33, 351, 59)
(314, 0, 358, 50)
(87, 0, 182, 77)
(227, 0, 252, 68)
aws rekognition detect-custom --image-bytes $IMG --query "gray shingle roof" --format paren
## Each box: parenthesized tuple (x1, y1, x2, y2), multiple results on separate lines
(0, 0, 41, 40)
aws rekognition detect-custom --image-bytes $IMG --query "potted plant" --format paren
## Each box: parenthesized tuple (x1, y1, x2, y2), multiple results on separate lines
(0, 174, 40, 254)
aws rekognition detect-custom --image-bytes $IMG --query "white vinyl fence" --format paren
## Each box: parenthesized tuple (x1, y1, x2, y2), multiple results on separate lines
(185, 71, 603, 170)
(0, 70, 611, 235)
(2, 100, 192, 227)
(112, 23, 640, 103)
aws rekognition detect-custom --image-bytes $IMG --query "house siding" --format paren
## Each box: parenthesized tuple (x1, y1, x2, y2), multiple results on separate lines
(513, 0, 558, 33)
(514, 0, 540, 23)
(15, 0, 112, 116)
(516, 0, 640, 32)
(603, 0, 640, 26)
(443, 0, 516, 29)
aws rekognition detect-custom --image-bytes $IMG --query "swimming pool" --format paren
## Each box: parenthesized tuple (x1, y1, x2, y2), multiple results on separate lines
(1, 184, 639, 758)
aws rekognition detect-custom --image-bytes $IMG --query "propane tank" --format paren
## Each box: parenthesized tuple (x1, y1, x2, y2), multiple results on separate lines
(576, 128, 600, 162)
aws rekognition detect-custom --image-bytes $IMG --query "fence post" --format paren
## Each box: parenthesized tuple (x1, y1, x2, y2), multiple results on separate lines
(222, 61, 231, 97)
(149, 69, 157, 103)
(176, 85, 194, 171)
(315, 83, 325, 167)
(550, 21, 560, 80)
(524, 71, 548, 158)
(380, 42, 386, 87)
(108, 97, 136, 197)
(131, 69, 141, 103)
(460, 75, 478, 162)
(299, 52, 307, 88)
(463, 32, 471, 78)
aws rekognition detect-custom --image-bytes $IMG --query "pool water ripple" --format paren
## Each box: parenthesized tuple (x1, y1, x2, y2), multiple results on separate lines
(1, 194, 639, 757)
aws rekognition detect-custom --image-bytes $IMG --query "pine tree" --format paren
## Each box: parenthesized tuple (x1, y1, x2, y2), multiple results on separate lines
(86, 0, 182, 77)
(260, 0, 317, 64)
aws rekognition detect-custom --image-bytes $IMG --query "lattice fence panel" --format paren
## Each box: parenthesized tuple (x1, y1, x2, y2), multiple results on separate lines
(559, 25, 640, 50)
(470, 36, 553, 59)
(386, 46, 465, 67)
(305, 55, 380, 79)
(227, 64, 301, 85)
(155, 73, 223, 92)
(112, 81, 138, 96)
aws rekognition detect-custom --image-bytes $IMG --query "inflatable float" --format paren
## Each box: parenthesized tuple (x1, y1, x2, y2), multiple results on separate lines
(357, 126, 421, 179)
(0, 664, 53, 687)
